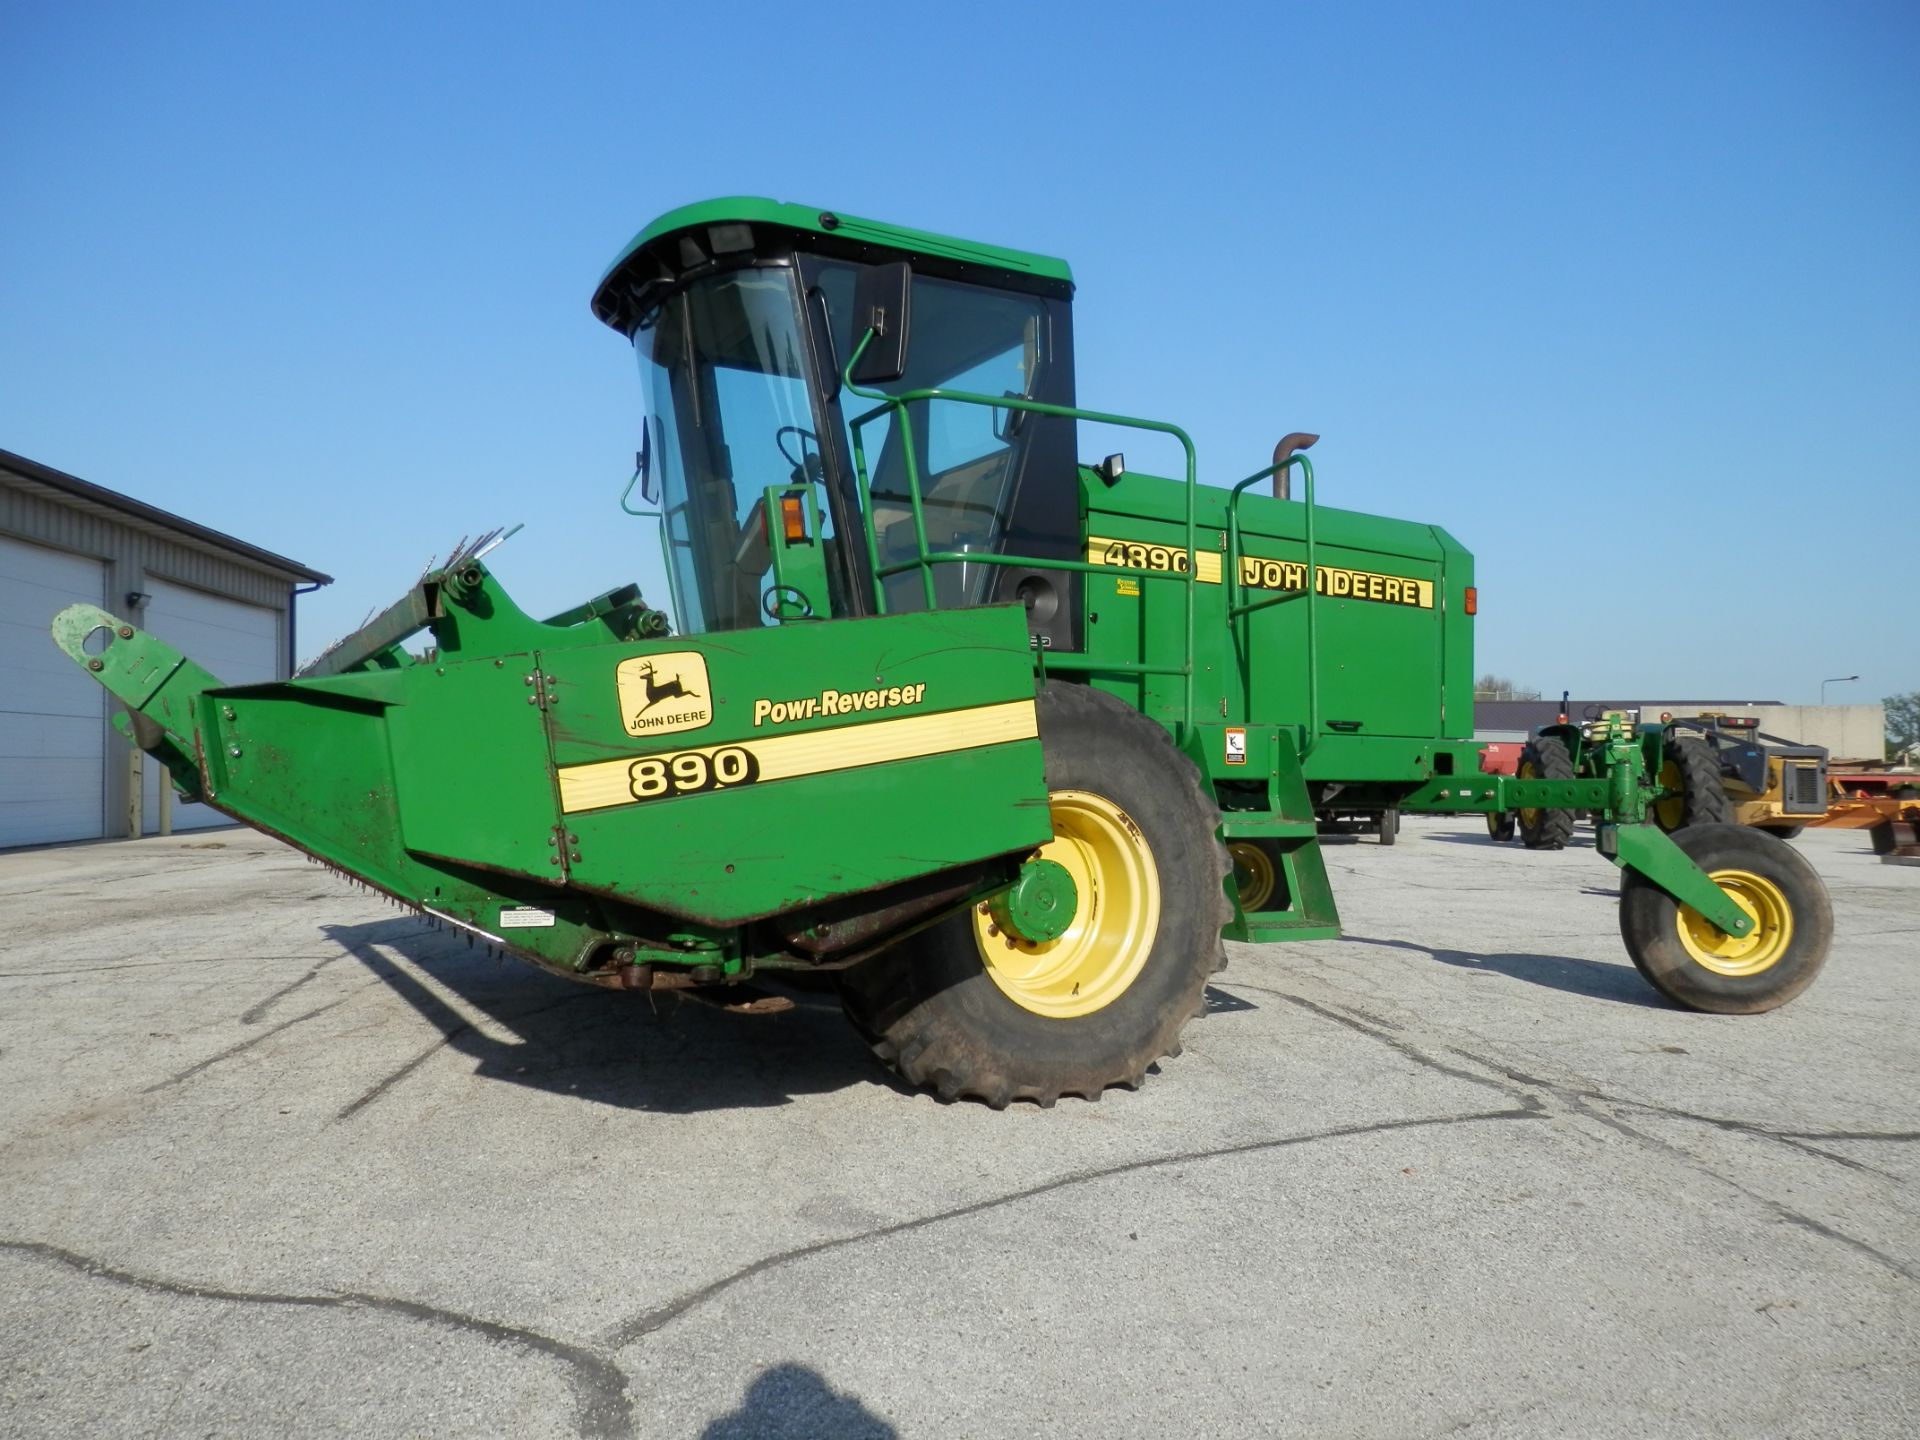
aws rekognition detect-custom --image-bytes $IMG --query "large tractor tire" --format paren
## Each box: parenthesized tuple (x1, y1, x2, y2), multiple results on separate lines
(1517, 737, 1577, 850)
(1652, 737, 1734, 832)
(1618, 824, 1831, 1013)
(838, 682, 1230, 1107)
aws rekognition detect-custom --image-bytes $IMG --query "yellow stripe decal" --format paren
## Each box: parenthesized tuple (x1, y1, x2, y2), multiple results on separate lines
(556, 699, 1040, 815)
(1085, 535, 1222, 583)
(1085, 536, 1434, 608)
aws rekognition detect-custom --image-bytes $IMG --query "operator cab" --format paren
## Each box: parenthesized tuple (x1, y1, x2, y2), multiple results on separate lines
(591, 199, 1082, 650)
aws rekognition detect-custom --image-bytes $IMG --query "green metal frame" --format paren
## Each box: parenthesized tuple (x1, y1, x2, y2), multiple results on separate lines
(841, 329, 1206, 735)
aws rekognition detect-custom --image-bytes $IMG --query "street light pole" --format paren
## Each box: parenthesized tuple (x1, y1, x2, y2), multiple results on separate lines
(1821, 675, 1859, 705)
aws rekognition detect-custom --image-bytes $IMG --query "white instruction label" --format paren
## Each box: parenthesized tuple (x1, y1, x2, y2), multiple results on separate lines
(1224, 728, 1248, 766)
(499, 907, 557, 929)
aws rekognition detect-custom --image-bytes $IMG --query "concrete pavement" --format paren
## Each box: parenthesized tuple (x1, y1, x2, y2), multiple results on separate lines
(1, 819, 1914, 1438)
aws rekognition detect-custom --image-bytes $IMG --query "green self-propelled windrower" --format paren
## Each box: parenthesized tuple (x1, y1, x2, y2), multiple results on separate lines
(52, 197, 1834, 1106)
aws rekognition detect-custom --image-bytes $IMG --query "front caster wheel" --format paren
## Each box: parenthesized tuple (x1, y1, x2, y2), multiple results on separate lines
(839, 682, 1230, 1107)
(1619, 824, 1832, 1013)
(1486, 810, 1517, 842)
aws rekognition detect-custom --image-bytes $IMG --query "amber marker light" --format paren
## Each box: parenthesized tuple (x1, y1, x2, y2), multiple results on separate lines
(779, 494, 809, 544)
(1463, 586, 1478, 615)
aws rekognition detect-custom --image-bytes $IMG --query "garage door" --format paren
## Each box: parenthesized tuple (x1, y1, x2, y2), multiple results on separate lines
(0, 534, 106, 847)
(141, 578, 281, 833)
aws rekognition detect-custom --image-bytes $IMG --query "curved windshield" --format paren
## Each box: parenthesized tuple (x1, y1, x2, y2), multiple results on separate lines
(636, 267, 834, 634)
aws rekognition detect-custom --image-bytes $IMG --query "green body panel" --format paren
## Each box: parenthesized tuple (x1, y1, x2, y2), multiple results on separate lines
(595, 196, 1073, 299)
(50, 577, 1052, 976)
(1080, 468, 1472, 766)
(538, 605, 1050, 925)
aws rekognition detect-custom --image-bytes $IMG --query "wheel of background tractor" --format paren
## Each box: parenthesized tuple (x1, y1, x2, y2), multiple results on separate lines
(1228, 840, 1279, 913)
(1757, 823, 1805, 841)
(1652, 737, 1734, 833)
(838, 682, 1230, 1108)
(1516, 737, 1577, 850)
(1486, 810, 1516, 842)
(1378, 808, 1400, 846)
(1618, 823, 1832, 1013)
(1869, 823, 1896, 855)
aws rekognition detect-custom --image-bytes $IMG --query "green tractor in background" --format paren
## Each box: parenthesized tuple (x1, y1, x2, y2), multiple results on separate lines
(53, 199, 1835, 1106)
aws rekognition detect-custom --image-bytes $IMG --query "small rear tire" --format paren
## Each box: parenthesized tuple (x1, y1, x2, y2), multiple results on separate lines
(1618, 823, 1831, 1013)
(1486, 810, 1516, 842)
(1517, 737, 1576, 850)
(1378, 809, 1400, 846)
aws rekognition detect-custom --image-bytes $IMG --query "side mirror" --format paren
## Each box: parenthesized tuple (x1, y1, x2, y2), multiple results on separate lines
(638, 420, 660, 505)
(850, 261, 911, 384)
(621, 422, 660, 515)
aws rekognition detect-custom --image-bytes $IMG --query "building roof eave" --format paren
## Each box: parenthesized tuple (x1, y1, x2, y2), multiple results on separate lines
(0, 447, 332, 586)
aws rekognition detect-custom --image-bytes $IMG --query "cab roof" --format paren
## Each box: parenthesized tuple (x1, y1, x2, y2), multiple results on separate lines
(591, 197, 1074, 332)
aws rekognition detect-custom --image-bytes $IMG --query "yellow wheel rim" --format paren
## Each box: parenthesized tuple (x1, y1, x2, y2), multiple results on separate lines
(1516, 759, 1540, 828)
(1654, 760, 1685, 832)
(1675, 868, 1793, 976)
(1228, 842, 1276, 912)
(979, 789, 1161, 1019)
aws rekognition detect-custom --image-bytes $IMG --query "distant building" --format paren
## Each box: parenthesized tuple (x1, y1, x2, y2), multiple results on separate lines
(1, 448, 330, 847)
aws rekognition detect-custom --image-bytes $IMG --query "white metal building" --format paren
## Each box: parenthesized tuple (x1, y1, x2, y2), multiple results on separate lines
(1, 448, 330, 848)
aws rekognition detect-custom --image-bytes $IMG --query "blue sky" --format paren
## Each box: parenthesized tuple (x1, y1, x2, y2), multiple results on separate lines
(3, 1, 1914, 702)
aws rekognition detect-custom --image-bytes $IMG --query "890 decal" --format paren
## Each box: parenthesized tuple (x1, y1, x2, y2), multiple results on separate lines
(627, 745, 760, 802)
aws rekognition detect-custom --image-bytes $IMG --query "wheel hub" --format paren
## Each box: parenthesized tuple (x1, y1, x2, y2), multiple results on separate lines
(1676, 867, 1793, 976)
(988, 857, 1078, 944)
(977, 789, 1161, 1019)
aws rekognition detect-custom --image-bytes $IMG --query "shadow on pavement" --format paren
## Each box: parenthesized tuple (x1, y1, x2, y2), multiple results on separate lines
(323, 917, 901, 1115)
(701, 1363, 899, 1439)
(1342, 933, 1669, 1008)
(1423, 831, 1596, 849)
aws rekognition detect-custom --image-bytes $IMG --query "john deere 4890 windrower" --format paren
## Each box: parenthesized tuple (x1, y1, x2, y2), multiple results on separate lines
(53, 199, 1834, 1106)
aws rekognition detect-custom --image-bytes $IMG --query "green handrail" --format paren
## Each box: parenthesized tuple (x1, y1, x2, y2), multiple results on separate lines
(840, 329, 1206, 733)
(1225, 455, 1318, 755)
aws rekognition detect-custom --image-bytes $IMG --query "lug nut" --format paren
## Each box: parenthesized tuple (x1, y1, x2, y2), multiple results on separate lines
(87, 659, 103, 671)
(116, 626, 134, 639)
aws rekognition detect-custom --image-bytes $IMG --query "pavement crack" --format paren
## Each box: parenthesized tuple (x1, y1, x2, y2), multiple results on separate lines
(143, 997, 353, 1093)
(596, 1104, 1540, 1350)
(239, 956, 347, 1024)
(1562, 1102, 1919, 1284)
(1226, 983, 1545, 1110)
(0, 1238, 634, 1439)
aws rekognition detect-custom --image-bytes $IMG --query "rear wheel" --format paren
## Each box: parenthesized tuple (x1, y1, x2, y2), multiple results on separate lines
(1653, 737, 1733, 832)
(1757, 823, 1805, 841)
(838, 682, 1230, 1107)
(1486, 810, 1516, 842)
(1517, 737, 1576, 850)
(1378, 809, 1400, 846)
(1229, 841, 1279, 912)
(1619, 824, 1831, 1013)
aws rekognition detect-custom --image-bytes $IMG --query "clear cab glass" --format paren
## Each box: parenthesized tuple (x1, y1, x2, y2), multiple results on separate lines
(632, 255, 1080, 645)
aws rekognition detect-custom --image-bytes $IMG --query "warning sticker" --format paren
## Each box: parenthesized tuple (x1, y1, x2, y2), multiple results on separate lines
(499, 907, 557, 929)
(1225, 728, 1248, 766)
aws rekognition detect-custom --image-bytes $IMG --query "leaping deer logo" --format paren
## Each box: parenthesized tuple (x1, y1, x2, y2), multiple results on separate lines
(632, 660, 701, 717)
